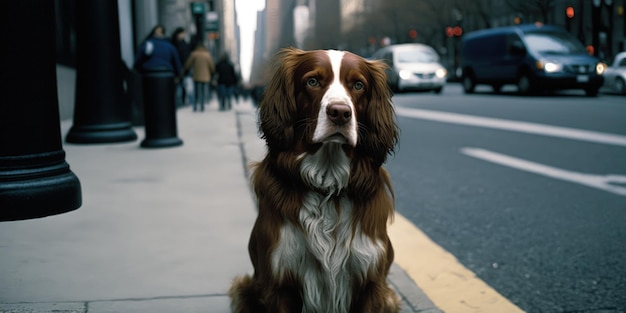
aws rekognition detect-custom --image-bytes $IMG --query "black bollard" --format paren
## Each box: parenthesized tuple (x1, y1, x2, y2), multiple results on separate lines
(140, 68, 184, 148)
(65, 0, 137, 144)
(0, 1, 82, 221)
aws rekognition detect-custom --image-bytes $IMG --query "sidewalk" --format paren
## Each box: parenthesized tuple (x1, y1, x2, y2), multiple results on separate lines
(0, 99, 441, 313)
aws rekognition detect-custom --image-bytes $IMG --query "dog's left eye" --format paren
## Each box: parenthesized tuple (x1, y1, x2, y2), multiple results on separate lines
(354, 81, 365, 91)
(306, 77, 319, 87)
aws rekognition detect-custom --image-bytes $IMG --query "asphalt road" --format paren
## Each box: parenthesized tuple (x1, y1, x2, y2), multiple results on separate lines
(386, 84, 626, 313)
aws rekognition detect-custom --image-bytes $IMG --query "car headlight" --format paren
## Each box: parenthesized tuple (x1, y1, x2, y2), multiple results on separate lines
(544, 62, 562, 72)
(399, 70, 412, 80)
(596, 62, 607, 75)
(536, 60, 562, 73)
(435, 68, 447, 78)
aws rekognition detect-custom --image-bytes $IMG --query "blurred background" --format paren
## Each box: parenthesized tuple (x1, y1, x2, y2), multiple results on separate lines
(54, 0, 625, 110)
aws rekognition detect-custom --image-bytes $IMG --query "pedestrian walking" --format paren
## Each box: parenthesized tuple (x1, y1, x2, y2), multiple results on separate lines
(214, 52, 239, 111)
(183, 43, 216, 112)
(171, 27, 192, 107)
(133, 25, 182, 76)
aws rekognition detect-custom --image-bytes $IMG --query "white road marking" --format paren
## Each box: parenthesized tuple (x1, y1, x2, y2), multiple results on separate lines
(395, 107, 626, 147)
(461, 147, 626, 196)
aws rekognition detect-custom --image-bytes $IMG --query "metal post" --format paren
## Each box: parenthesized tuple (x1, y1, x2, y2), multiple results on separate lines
(65, 0, 137, 144)
(140, 69, 184, 148)
(607, 1, 614, 59)
(592, 0, 602, 57)
(191, 2, 207, 45)
(0, 1, 81, 221)
(577, 0, 585, 43)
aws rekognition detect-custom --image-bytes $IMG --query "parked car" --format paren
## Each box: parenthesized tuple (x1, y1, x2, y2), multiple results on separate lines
(603, 51, 626, 95)
(371, 43, 447, 93)
(460, 24, 605, 96)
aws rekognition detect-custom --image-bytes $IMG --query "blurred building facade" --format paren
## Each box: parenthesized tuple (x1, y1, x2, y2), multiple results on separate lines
(248, 0, 296, 86)
(55, 0, 240, 120)
(247, 0, 625, 84)
(54, 0, 625, 98)
(57, 0, 240, 70)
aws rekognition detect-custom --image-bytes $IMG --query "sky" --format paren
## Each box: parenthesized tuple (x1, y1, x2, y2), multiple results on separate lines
(235, 0, 265, 84)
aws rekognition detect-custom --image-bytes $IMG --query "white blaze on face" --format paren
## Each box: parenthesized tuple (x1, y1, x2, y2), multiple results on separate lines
(312, 50, 358, 147)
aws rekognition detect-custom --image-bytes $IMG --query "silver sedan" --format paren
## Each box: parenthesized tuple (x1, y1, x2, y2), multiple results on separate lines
(603, 51, 626, 95)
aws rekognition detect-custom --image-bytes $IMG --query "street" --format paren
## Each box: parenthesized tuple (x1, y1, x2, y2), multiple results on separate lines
(386, 84, 626, 312)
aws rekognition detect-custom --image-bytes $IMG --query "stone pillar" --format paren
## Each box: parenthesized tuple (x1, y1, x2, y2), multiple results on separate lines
(0, 1, 82, 221)
(65, 0, 137, 143)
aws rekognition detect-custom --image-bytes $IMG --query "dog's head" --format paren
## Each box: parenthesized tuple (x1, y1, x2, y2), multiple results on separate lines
(258, 48, 398, 166)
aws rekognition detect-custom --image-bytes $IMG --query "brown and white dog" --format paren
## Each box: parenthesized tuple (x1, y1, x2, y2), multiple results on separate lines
(229, 48, 400, 313)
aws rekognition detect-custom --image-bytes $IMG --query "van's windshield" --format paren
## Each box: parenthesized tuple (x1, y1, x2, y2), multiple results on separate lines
(522, 30, 587, 55)
(397, 50, 439, 63)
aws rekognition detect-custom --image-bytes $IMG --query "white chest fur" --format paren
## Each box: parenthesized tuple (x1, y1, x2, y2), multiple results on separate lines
(271, 194, 385, 313)
(299, 143, 350, 195)
(271, 143, 384, 312)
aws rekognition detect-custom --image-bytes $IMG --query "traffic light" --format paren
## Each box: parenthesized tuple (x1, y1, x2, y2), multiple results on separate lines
(445, 26, 463, 37)
(453, 26, 463, 36)
(565, 6, 574, 31)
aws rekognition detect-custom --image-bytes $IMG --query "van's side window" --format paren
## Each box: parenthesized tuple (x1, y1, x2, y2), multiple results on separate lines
(507, 34, 525, 55)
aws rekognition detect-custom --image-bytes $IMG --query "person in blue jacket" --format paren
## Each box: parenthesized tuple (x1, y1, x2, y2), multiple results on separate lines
(133, 25, 182, 75)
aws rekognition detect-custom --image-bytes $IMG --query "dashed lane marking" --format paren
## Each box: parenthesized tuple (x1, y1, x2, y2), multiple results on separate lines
(462, 147, 626, 196)
(395, 107, 626, 147)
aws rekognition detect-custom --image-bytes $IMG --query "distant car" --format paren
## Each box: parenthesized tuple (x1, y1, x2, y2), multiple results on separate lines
(603, 52, 626, 95)
(371, 43, 447, 93)
(460, 24, 605, 96)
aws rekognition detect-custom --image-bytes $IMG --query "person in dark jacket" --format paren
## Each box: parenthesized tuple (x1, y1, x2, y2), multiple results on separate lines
(133, 25, 182, 75)
(171, 27, 191, 106)
(214, 52, 239, 111)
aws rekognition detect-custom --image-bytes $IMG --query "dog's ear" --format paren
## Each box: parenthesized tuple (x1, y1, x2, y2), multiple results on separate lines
(358, 59, 399, 166)
(258, 47, 303, 152)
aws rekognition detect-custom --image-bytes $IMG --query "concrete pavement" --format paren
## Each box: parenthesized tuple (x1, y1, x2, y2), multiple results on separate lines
(0, 99, 441, 313)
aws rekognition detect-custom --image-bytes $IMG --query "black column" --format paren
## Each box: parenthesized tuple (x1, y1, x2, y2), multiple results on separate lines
(140, 69, 184, 148)
(65, 1, 137, 143)
(0, 1, 81, 221)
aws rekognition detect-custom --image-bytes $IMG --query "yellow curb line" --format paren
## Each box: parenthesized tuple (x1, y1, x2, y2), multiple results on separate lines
(389, 213, 525, 313)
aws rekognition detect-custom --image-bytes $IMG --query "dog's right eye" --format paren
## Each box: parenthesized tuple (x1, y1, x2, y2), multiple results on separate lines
(306, 77, 319, 87)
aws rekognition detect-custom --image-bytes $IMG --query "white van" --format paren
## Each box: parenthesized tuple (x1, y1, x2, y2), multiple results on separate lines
(371, 43, 447, 93)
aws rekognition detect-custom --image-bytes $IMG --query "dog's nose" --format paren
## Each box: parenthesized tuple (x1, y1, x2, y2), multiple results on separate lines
(327, 103, 352, 125)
